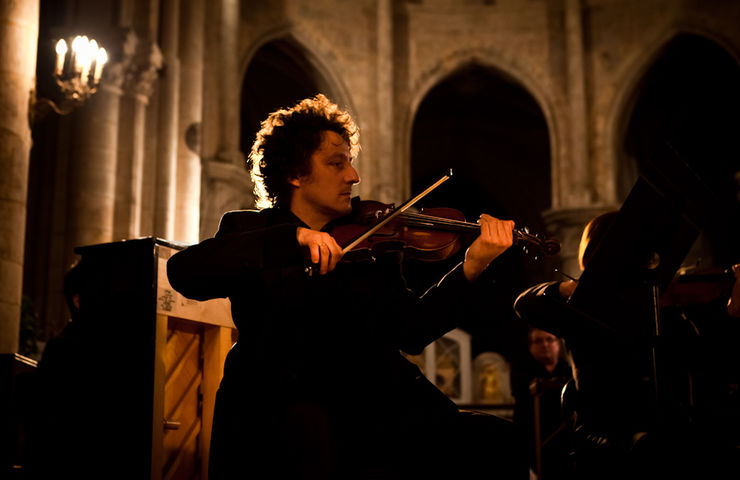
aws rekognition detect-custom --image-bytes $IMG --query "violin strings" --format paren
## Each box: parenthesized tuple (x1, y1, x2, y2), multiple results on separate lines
(400, 212, 538, 242)
(389, 211, 558, 255)
(399, 212, 479, 232)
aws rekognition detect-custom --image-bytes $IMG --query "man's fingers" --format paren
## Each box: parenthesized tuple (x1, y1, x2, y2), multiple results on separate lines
(494, 218, 505, 242)
(480, 214, 494, 240)
(479, 215, 513, 246)
(298, 227, 341, 274)
(504, 220, 514, 244)
(319, 243, 330, 275)
(498, 219, 514, 245)
(298, 227, 345, 275)
(310, 243, 321, 265)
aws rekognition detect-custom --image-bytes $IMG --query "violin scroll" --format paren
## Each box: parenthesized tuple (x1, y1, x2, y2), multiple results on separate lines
(513, 227, 561, 258)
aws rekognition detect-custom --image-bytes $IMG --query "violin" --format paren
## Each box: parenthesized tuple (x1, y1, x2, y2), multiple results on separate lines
(659, 266, 736, 307)
(329, 199, 561, 262)
(304, 171, 560, 275)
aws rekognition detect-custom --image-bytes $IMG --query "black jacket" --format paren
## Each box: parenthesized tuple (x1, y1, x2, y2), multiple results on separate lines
(166, 207, 480, 476)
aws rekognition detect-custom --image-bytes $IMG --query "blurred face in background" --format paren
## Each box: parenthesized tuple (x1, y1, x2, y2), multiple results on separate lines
(528, 328, 560, 371)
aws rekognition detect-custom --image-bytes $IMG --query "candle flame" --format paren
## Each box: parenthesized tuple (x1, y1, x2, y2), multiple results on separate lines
(55, 39, 67, 55)
(96, 48, 108, 66)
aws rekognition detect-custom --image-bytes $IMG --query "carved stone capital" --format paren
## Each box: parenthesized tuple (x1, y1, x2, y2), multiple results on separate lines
(215, 149, 246, 167)
(122, 36, 163, 102)
(200, 158, 255, 238)
(202, 159, 252, 191)
(98, 29, 139, 91)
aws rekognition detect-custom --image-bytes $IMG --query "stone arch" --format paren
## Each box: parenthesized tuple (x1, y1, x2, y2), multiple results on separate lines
(238, 26, 355, 123)
(607, 29, 740, 267)
(402, 54, 556, 315)
(604, 26, 740, 202)
(409, 63, 551, 219)
(399, 48, 563, 202)
(236, 28, 358, 206)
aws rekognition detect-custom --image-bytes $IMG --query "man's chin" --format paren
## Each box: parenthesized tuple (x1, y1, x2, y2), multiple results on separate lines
(325, 203, 353, 221)
(339, 201, 353, 214)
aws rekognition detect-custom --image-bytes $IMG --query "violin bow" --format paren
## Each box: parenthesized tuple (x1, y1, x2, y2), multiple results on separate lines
(341, 170, 453, 254)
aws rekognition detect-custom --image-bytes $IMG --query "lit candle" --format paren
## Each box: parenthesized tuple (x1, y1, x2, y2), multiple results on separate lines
(93, 48, 108, 84)
(77, 36, 92, 84)
(88, 40, 99, 84)
(71, 36, 84, 72)
(55, 39, 67, 75)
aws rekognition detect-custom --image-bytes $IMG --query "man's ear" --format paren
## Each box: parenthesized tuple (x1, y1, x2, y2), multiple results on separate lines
(288, 176, 301, 188)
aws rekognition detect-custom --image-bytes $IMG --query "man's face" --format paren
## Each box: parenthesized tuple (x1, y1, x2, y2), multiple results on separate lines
(290, 130, 360, 226)
(528, 328, 560, 367)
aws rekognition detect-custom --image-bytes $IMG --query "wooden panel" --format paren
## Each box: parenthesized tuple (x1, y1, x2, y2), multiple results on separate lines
(200, 326, 234, 479)
(152, 314, 168, 480)
(154, 243, 237, 480)
(163, 318, 204, 480)
(65, 238, 235, 480)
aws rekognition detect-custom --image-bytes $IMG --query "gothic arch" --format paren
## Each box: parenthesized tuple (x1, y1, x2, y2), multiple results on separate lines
(605, 26, 740, 200)
(238, 26, 355, 122)
(399, 48, 562, 200)
(401, 55, 556, 347)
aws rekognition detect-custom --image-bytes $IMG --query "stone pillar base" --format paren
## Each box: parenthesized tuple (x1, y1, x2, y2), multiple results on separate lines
(200, 158, 253, 240)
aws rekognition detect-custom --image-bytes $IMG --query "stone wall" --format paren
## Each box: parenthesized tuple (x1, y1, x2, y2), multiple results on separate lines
(8, 0, 740, 345)
(222, 0, 738, 277)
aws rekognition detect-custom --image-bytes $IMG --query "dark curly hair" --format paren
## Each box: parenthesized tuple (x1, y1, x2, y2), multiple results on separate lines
(247, 94, 360, 209)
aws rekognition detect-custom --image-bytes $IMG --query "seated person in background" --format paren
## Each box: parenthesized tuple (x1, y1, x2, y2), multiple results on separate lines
(510, 328, 572, 478)
(728, 264, 740, 316)
(25, 261, 93, 479)
(514, 211, 740, 479)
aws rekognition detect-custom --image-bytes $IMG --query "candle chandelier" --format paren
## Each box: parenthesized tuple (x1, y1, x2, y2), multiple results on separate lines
(31, 35, 108, 122)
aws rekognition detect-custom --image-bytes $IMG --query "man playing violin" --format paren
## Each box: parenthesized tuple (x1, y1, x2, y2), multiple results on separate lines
(168, 94, 527, 479)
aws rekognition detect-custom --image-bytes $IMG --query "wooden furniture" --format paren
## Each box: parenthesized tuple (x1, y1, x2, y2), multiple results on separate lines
(530, 377, 569, 480)
(1, 353, 37, 479)
(74, 237, 235, 480)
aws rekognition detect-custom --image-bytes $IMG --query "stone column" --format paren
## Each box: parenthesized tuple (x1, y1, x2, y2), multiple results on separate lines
(66, 56, 127, 256)
(563, 0, 591, 206)
(175, 0, 204, 244)
(373, 0, 397, 203)
(0, 0, 39, 353)
(154, 0, 180, 240)
(542, 0, 611, 276)
(115, 36, 162, 240)
(217, 0, 242, 167)
(200, 0, 251, 239)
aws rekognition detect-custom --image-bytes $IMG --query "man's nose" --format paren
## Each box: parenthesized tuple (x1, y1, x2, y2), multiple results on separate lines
(346, 164, 360, 184)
